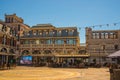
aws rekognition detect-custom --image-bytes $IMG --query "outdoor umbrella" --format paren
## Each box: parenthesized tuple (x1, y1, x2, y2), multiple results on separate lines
(108, 50, 120, 58)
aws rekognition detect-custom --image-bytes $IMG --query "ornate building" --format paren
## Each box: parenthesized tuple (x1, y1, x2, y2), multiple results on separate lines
(86, 27, 120, 65)
(0, 14, 30, 69)
(4, 14, 30, 57)
(0, 22, 17, 69)
(20, 24, 89, 66)
(0, 13, 89, 67)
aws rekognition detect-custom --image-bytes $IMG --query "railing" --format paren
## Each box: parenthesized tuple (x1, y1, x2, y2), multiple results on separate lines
(0, 52, 16, 55)
(55, 53, 90, 57)
(20, 44, 76, 48)
(26, 53, 90, 57)
(0, 44, 10, 48)
(0, 44, 16, 48)
(88, 49, 119, 56)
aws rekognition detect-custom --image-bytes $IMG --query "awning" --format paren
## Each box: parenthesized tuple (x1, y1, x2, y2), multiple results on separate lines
(108, 50, 120, 58)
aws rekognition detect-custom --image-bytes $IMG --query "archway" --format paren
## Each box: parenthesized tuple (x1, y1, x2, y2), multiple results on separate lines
(22, 50, 30, 55)
(32, 50, 41, 54)
(9, 49, 15, 54)
(44, 50, 52, 54)
(1, 48, 7, 53)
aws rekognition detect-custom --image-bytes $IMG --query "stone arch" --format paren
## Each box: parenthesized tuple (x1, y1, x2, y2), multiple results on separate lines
(44, 50, 52, 54)
(9, 49, 15, 54)
(22, 50, 30, 55)
(32, 50, 41, 54)
(1, 48, 7, 53)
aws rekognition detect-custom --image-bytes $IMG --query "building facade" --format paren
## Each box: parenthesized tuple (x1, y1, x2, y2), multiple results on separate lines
(4, 14, 30, 57)
(0, 22, 17, 69)
(0, 13, 89, 68)
(20, 24, 89, 67)
(0, 14, 30, 69)
(86, 27, 120, 65)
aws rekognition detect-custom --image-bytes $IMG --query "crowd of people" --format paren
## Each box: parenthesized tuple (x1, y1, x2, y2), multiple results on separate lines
(0, 59, 16, 70)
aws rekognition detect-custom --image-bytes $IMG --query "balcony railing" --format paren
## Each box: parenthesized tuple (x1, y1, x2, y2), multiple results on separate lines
(0, 52, 16, 55)
(20, 44, 76, 48)
(25, 53, 90, 57)
(0, 44, 16, 48)
(87, 49, 120, 56)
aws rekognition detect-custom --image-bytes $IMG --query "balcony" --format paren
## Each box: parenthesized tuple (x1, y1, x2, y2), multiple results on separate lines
(54, 53, 90, 58)
(0, 52, 16, 56)
(20, 44, 76, 49)
(24, 53, 90, 58)
(0, 44, 16, 49)
(0, 44, 10, 48)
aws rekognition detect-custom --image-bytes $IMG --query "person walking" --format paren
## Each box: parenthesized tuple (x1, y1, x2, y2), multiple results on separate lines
(7, 62, 10, 69)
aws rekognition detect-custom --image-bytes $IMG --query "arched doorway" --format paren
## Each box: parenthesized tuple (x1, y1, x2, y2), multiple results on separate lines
(44, 50, 52, 54)
(32, 50, 40, 54)
(22, 50, 30, 55)
(9, 49, 15, 54)
(20, 50, 32, 66)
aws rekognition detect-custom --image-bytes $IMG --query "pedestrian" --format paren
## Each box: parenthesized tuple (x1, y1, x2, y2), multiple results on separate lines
(7, 62, 10, 69)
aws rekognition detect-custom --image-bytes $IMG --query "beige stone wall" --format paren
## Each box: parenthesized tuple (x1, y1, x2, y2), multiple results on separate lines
(86, 27, 120, 64)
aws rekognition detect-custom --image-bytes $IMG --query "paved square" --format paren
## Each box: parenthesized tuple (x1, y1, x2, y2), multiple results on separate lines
(0, 66, 110, 80)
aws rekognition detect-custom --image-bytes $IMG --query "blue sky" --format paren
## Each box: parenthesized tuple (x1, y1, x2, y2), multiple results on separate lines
(0, 0, 120, 43)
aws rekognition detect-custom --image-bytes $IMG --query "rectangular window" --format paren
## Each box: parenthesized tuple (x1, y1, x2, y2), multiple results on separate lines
(49, 31, 53, 37)
(43, 31, 46, 37)
(55, 39, 64, 44)
(92, 33, 96, 39)
(46, 32, 48, 36)
(114, 45, 118, 50)
(33, 32, 36, 35)
(24, 40, 29, 44)
(96, 33, 99, 39)
(46, 39, 52, 44)
(110, 33, 113, 39)
(105, 33, 108, 39)
(66, 39, 74, 44)
(57, 30, 61, 36)
(68, 30, 74, 36)
(113, 33, 117, 39)
(27, 31, 30, 36)
(101, 33, 105, 39)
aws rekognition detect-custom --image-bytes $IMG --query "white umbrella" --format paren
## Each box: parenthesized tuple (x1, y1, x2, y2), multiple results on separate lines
(108, 50, 120, 58)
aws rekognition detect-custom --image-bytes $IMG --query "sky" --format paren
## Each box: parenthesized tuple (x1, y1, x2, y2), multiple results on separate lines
(0, 0, 120, 43)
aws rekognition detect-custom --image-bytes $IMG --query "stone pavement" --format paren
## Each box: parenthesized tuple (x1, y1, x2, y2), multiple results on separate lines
(0, 66, 110, 80)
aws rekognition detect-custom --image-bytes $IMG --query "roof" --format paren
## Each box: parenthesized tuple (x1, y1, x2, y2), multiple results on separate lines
(32, 24, 55, 28)
(108, 50, 120, 58)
